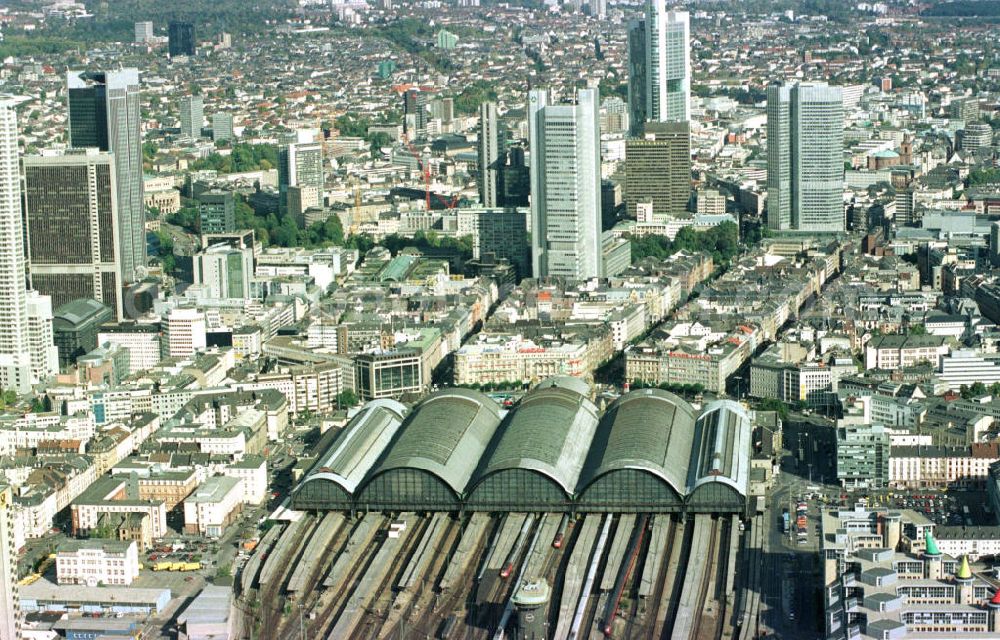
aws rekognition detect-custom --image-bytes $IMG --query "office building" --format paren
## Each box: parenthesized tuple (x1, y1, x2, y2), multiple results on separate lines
(404, 88, 429, 139)
(456, 207, 530, 276)
(197, 190, 235, 235)
(626, 20, 647, 136)
(26, 292, 59, 384)
(630, 5, 690, 128)
(67, 69, 146, 283)
(0, 484, 20, 640)
(950, 97, 981, 124)
(56, 540, 139, 587)
(354, 350, 424, 400)
(168, 21, 195, 57)
(279, 142, 324, 214)
(498, 147, 530, 208)
(97, 322, 162, 374)
(478, 102, 501, 208)
(0, 102, 38, 393)
(836, 423, 890, 489)
(528, 88, 602, 280)
(767, 81, 844, 233)
(193, 244, 254, 300)
(23, 149, 125, 320)
(53, 298, 114, 368)
(179, 94, 204, 139)
(212, 112, 234, 142)
(625, 120, 691, 217)
(164, 308, 207, 358)
(134, 21, 153, 43)
(959, 122, 994, 152)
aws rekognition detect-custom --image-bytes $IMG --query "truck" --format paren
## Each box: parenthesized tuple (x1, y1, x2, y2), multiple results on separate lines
(756, 496, 766, 515)
(782, 510, 790, 533)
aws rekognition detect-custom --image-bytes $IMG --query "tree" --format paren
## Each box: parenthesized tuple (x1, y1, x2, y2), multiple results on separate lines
(971, 382, 988, 398)
(336, 390, 359, 408)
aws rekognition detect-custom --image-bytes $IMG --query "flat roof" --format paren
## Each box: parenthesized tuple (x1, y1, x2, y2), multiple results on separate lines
(22, 581, 170, 605)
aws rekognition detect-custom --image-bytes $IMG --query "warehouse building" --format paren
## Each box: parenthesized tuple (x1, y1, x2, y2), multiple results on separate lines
(294, 379, 752, 514)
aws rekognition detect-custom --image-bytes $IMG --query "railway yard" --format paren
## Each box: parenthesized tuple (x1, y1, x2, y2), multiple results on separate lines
(234, 509, 761, 639)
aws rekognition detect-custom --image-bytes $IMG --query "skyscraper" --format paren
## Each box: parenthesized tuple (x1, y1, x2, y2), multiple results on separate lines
(0, 484, 20, 640)
(23, 149, 125, 321)
(134, 21, 154, 43)
(67, 69, 146, 283)
(179, 94, 204, 139)
(628, 6, 689, 132)
(212, 112, 234, 142)
(403, 89, 429, 139)
(0, 101, 58, 393)
(279, 142, 324, 215)
(626, 20, 647, 137)
(528, 88, 602, 280)
(625, 120, 691, 217)
(766, 81, 844, 233)
(478, 101, 501, 208)
(168, 21, 196, 57)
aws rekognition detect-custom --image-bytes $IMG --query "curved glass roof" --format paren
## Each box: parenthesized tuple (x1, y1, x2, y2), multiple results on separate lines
(470, 382, 599, 496)
(366, 388, 502, 496)
(300, 399, 408, 494)
(577, 388, 697, 497)
(687, 400, 752, 497)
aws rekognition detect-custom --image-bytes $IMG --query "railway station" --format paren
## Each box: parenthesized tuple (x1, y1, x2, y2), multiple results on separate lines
(292, 377, 752, 515)
(245, 378, 757, 638)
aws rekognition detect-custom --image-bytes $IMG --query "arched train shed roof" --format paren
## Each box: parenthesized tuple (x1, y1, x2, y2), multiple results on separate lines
(292, 399, 408, 509)
(576, 389, 697, 508)
(467, 380, 599, 507)
(360, 388, 502, 500)
(686, 400, 752, 510)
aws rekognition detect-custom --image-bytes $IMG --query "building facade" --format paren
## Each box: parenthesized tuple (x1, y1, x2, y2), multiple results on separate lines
(67, 69, 146, 283)
(23, 150, 125, 321)
(625, 120, 691, 217)
(767, 82, 844, 233)
(528, 88, 602, 280)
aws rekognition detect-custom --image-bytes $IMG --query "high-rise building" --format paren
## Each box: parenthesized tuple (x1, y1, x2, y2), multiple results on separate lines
(528, 88, 602, 280)
(659, 10, 690, 123)
(23, 149, 125, 321)
(498, 147, 530, 208)
(197, 190, 235, 235)
(67, 69, 146, 283)
(165, 307, 207, 358)
(179, 94, 204, 139)
(626, 20, 647, 137)
(959, 122, 994, 152)
(193, 244, 253, 300)
(26, 291, 59, 382)
(278, 142, 324, 215)
(211, 112, 234, 142)
(0, 483, 20, 640)
(628, 7, 689, 132)
(168, 21, 195, 57)
(766, 81, 844, 233)
(0, 101, 36, 393)
(403, 89, 429, 139)
(625, 120, 691, 217)
(478, 102, 501, 208)
(134, 21, 153, 43)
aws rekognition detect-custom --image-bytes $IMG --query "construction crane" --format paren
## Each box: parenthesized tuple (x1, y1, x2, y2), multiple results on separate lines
(401, 134, 458, 211)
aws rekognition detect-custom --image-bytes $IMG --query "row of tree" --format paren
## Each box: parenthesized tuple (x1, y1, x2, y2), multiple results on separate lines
(628, 221, 740, 268)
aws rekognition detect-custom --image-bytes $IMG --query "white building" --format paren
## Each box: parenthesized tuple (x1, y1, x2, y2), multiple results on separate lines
(938, 350, 1000, 392)
(193, 244, 254, 300)
(644, 6, 690, 123)
(165, 308, 207, 358)
(183, 476, 244, 537)
(97, 324, 162, 374)
(0, 484, 21, 640)
(56, 539, 139, 587)
(223, 456, 267, 505)
(528, 88, 602, 280)
(0, 102, 38, 393)
(889, 445, 999, 489)
(26, 290, 59, 383)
